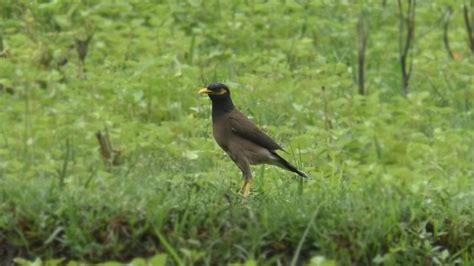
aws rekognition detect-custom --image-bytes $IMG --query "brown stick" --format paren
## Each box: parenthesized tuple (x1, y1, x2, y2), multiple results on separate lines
(397, 0, 416, 96)
(96, 128, 121, 167)
(463, 1, 474, 54)
(443, 6, 454, 59)
(75, 34, 94, 79)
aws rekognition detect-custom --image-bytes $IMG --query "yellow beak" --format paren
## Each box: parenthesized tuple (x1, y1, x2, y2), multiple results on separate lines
(199, 88, 211, 95)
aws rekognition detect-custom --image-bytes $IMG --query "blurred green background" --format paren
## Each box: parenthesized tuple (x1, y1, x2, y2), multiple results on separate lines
(1, 1, 473, 265)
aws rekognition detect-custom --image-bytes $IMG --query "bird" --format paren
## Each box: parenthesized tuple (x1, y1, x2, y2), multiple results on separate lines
(199, 83, 307, 198)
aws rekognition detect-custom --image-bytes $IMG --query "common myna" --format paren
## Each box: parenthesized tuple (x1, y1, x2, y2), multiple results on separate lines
(199, 83, 307, 197)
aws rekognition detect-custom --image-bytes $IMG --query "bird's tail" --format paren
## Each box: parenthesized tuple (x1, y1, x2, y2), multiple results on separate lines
(271, 152, 307, 178)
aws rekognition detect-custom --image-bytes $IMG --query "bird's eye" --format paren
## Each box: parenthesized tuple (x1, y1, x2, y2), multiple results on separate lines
(216, 88, 227, 95)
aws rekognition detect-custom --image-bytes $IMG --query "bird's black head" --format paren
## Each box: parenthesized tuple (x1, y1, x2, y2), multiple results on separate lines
(199, 83, 234, 116)
(199, 83, 230, 100)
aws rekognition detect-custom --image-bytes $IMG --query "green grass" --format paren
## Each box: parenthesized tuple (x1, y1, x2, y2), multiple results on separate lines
(1, 1, 474, 265)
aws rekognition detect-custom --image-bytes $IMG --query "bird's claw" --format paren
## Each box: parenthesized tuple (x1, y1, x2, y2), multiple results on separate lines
(238, 180, 252, 199)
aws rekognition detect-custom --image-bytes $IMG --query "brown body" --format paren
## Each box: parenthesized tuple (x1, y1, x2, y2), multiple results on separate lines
(200, 83, 306, 197)
(213, 111, 278, 173)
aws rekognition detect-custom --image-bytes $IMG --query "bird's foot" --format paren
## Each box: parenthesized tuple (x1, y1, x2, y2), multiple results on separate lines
(238, 180, 252, 199)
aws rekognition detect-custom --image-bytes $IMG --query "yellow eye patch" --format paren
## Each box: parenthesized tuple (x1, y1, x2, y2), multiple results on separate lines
(215, 88, 227, 95)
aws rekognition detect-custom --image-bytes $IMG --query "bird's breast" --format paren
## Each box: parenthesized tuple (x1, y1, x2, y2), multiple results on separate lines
(212, 123, 230, 152)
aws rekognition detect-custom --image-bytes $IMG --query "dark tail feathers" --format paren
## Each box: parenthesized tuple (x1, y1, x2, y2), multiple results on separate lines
(271, 152, 307, 178)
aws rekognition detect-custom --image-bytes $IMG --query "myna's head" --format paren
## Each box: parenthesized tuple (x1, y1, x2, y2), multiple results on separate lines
(199, 83, 231, 101)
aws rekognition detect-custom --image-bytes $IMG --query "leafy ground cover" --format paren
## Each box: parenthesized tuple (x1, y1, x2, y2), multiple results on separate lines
(1, 1, 473, 265)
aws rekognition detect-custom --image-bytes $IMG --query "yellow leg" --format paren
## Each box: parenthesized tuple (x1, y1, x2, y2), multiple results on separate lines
(239, 179, 252, 198)
(239, 179, 248, 194)
(244, 180, 252, 198)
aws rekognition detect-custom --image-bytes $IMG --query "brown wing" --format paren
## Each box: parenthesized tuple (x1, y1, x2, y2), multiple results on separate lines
(227, 111, 283, 151)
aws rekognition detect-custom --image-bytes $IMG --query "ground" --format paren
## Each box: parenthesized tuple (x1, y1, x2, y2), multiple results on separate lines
(0, 1, 473, 265)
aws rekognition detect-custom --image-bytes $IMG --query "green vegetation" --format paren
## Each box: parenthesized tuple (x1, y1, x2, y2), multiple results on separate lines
(1, 1, 473, 265)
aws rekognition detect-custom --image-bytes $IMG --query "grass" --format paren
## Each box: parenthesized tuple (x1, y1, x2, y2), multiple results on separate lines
(1, 1, 474, 265)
